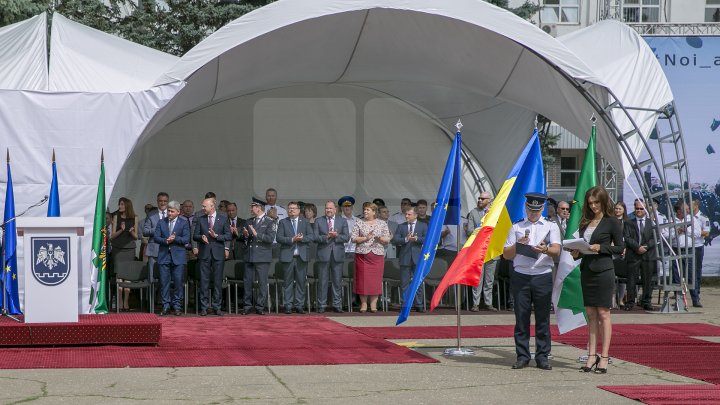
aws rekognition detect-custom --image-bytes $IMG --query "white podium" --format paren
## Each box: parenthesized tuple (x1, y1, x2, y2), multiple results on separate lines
(16, 217, 84, 323)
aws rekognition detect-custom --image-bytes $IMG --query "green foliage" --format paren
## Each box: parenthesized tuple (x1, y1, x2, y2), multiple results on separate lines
(485, 0, 540, 21)
(0, 0, 47, 27)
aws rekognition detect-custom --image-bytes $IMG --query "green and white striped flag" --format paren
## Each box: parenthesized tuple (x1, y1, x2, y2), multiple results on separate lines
(89, 151, 108, 314)
(552, 125, 597, 333)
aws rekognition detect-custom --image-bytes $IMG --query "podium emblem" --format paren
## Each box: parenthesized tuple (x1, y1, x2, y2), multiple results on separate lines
(31, 237, 71, 286)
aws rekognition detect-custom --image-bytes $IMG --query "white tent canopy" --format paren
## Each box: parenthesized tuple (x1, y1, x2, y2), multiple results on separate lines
(0, 0, 673, 312)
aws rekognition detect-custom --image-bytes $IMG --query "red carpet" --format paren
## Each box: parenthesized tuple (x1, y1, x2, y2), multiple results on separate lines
(0, 316, 435, 369)
(598, 385, 720, 405)
(356, 322, 720, 403)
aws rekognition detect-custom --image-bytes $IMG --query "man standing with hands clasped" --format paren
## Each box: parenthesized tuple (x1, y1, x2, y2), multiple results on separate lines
(153, 201, 190, 316)
(503, 193, 561, 371)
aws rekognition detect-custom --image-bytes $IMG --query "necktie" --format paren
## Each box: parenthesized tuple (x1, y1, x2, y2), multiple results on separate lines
(409, 222, 414, 235)
(232, 219, 236, 227)
(161, 211, 166, 219)
(639, 219, 644, 243)
(169, 219, 174, 234)
(292, 218, 298, 234)
(209, 215, 214, 229)
(328, 217, 333, 232)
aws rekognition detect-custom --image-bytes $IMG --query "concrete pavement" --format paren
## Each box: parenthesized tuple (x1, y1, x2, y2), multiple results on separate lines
(0, 286, 718, 404)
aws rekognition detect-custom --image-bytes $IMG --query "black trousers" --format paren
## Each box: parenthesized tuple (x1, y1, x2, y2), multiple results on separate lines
(510, 271, 552, 362)
(626, 259, 657, 307)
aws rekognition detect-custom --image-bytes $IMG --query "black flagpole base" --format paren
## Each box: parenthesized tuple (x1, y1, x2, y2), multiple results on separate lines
(0, 308, 22, 323)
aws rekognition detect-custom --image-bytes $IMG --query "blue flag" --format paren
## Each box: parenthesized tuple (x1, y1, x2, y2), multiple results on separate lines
(2, 160, 22, 315)
(48, 152, 60, 217)
(396, 132, 461, 325)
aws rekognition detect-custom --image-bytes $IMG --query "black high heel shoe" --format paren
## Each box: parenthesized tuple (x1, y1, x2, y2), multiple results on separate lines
(580, 354, 600, 372)
(595, 355, 609, 374)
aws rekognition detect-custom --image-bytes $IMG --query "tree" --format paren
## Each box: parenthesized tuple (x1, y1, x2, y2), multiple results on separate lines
(485, 0, 540, 21)
(0, 0, 47, 27)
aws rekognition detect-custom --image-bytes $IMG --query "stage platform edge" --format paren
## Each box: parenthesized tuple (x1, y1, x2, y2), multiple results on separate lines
(0, 314, 161, 346)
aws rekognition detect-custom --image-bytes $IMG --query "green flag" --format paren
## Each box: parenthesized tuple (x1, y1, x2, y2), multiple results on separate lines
(552, 125, 597, 333)
(89, 152, 108, 314)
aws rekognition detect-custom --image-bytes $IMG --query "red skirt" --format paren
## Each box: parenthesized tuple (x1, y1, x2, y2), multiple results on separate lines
(353, 253, 384, 295)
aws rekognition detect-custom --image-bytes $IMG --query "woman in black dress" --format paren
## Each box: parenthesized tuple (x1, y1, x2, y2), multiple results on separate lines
(111, 197, 139, 310)
(571, 186, 624, 373)
(613, 201, 630, 308)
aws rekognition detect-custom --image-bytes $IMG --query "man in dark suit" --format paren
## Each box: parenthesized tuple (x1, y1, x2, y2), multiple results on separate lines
(277, 201, 315, 314)
(143, 192, 170, 311)
(192, 197, 232, 316)
(391, 207, 427, 312)
(315, 200, 350, 313)
(226, 202, 247, 261)
(153, 200, 190, 316)
(242, 199, 277, 315)
(625, 199, 657, 311)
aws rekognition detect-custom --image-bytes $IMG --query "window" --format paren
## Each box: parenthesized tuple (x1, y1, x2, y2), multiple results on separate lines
(560, 155, 579, 188)
(541, 0, 580, 24)
(706, 0, 720, 22)
(623, 0, 660, 23)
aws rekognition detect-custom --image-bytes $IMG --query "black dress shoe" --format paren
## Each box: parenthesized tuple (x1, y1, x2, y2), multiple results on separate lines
(332, 307, 344, 313)
(295, 308, 306, 314)
(242, 308, 253, 315)
(214, 309, 223, 316)
(693, 303, 703, 308)
(623, 304, 634, 311)
(317, 308, 325, 313)
(511, 360, 530, 369)
(284, 308, 292, 314)
(174, 310, 182, 316)
(536, 361, 553, 370)
(256, 309, 265, 315)
(199, 310, 207, 316)
(160, 309, 170, 316)
(643, 304, 654, 311)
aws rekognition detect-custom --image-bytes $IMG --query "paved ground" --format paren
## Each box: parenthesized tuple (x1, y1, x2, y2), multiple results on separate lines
(0, 287, 718, 404)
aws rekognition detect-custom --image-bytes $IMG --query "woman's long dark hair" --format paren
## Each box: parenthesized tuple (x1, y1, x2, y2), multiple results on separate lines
(579, 186, 614, 230)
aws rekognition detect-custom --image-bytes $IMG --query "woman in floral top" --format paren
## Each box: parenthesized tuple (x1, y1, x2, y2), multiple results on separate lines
(351, 202, 391, 312)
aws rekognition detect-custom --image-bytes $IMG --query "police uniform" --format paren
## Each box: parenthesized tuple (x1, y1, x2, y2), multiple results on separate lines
(504, 193, 561, 370)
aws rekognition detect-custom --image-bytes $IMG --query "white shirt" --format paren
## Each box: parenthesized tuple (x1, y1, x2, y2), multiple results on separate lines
(343, 214, 357, 253)
(694, 212, 709, 247)
(671, 214, 702, 249)
(505, 217, 561, 275)
(390, 212, 406, 225)
(265, 204, 287, 220)
(441, 218, 469, 252)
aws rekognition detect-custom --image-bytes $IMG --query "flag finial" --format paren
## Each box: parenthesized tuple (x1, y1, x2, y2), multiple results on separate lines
(455, 120, 463, 132)
(590, 113, 597, 124)
(101, 149, 104, 163)
(52, 148, 56, 162)
(6, 148, 9, 163)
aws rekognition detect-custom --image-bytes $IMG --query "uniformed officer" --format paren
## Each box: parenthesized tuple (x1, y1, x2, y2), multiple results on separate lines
(242, 198, 277, 315)
(503, 192, 561, 370)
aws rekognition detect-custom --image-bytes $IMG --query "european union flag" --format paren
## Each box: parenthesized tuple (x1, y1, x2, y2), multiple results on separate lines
(397, 131, 461, 325)
(2, 154, 22, 315)
(47, 150, 60, 217)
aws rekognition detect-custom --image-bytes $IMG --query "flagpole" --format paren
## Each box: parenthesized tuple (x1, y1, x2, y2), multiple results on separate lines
(1, 149, 21, 322)
(444, 120, 474, 357)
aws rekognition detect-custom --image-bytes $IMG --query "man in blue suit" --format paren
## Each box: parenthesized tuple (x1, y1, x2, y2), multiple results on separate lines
(276, 201, 315, 314)
(193, 197, 232, 316)
(392, 207, 428, 312)
(153, 200, 190, 316)
(315, 201, 350, 313)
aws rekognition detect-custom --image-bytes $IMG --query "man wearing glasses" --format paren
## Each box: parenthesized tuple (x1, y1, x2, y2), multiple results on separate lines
(556, 201, 570, 237)
(466, 191, 498, 311)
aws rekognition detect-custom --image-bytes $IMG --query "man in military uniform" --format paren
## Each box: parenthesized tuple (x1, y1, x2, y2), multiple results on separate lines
(503, 193, 561, 371)
(242, 199, 277, 315)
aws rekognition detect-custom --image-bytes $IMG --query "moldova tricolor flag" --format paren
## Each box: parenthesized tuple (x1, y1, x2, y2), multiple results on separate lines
(430, 129, 545, 310)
